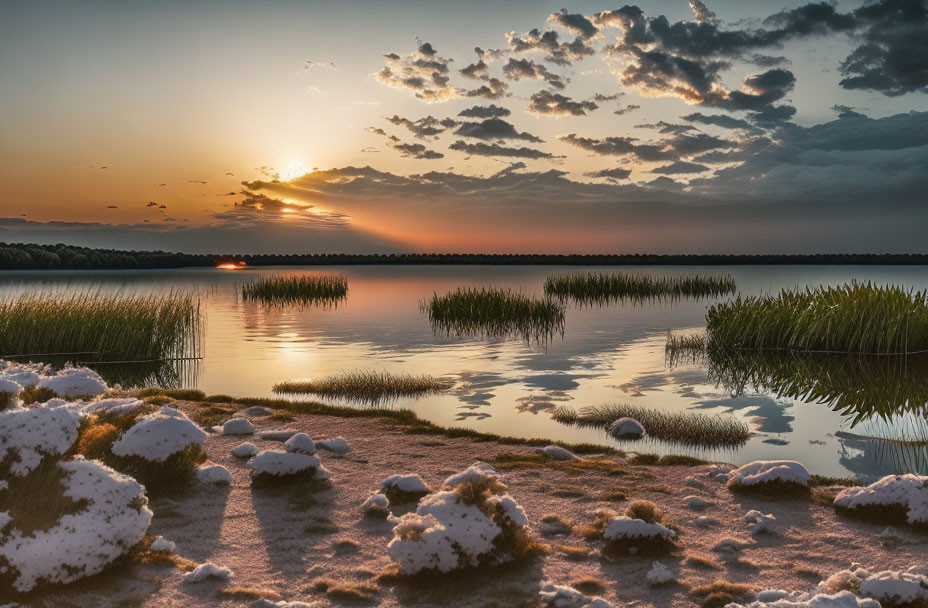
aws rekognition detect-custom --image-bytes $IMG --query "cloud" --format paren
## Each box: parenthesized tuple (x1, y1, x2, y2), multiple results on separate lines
(651, 160, 711, 174)
(614, 104, 641, 115)
(689, 0, 717, 24)
(547, 9, 599, 39)
(527, 90, 598, 116)
(682, 112, 754, 130)
(502, 58, 567, 89)
(448, 140, 554, 159)
(584, 167, 632, 180)
(375, 41, 459, 102)
(560, 133, 674, 161)
(465, 77, 509, 99)
(371, 127, 445, 159)
(453, 118, 543, 142)
(385, 114, 456, 138)
(458, 104, 511, 119)
(505, 28, 595, 66)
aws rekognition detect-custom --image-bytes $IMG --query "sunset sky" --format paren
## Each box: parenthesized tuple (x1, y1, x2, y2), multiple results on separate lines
(1, 0, 927, 253)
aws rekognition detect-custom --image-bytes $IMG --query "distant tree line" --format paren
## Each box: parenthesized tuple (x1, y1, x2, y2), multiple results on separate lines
(1, 242, 928, 270)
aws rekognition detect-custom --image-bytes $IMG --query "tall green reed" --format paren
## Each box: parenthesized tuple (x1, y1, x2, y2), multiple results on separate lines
(544, 272, 735, 305)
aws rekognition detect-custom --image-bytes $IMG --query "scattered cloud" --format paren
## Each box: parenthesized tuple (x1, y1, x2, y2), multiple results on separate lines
(453, 118, 543, 142)
(375, 41, 458, 102)
(528, 90, 598, 116)
(458, 104, 511, 119)
(502, 58, 567, 89)
(449, 140, 555, 159)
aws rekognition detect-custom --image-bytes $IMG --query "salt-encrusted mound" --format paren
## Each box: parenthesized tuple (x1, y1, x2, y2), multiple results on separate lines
(231, 442, 259, 458)
(149, 536, 176, 553)
(727, 590, 879, 607)
(0, 362, 43, 388)
(284, 433, 316, 455)
(0, 378, 22, 396)
(380, 474, 430, 502)
(859, 569, 928, 604)
(362, 493, 391, 516)
(539, 582, 617, 608)
(744, 510, 776, 535)
(37, 368, 107, 398)
(82, 397, 147, 416)
(646, 561, 676, 586)
(727, 460, 810, 489)
(317, 437, 350, 454)
(111, 407, 206, 462)
(246, 450, 323, 479)
(197, 464, 232, 485)
(0, 405, 80, 475)
(603, 517, 676, 543)
(608, 417, 644, 438)
(183, 562, 232, 583)
(539, 445, 577, 461)
(387, 463, 533, 574)
(833, 474, 928, 525)
(0, 457, 152, 592)
(222, 417, 255, 436)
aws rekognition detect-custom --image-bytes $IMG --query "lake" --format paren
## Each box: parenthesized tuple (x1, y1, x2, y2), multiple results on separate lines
(4, 264, 928, 480)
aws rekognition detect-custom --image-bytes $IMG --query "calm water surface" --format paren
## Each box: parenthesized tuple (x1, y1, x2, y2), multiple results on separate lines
(4, 265, 928, 479)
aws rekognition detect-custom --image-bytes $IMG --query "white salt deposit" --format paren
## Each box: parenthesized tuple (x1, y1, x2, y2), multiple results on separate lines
(231, 442, 259, 458)
(833, 474, 928, 525)
(37, 368, 107, 398)
(745, 510, 776, 535)
(538, 582, 617, 608)
(443, 461, 500, 488)
(729, 590, 879, 607)
(486, 493, 529, 527)
(111, 407, 206, 462)
(608, 417, 644, 438)
(284, 432, 316, 455)
(247, 450, 321, 477)
(222, 417, 255, 435)
(683, 495, 714, 510)
(0, 404, 80, 476)
(197, 464, 232, 484)
(0, 378, 22, 395)
(380, 474, 430, 494)
(859, 569, 928, 604)
(183, 562, 232, 582)
(603, 516, 676, 541)
(0, 458, 152, 592)
(362, 493, 391, 516)
(82, 397, 147, 416)
(149, 536, 176, 553)
(727, 460, 811, 488)
(646, 560, 676, 586)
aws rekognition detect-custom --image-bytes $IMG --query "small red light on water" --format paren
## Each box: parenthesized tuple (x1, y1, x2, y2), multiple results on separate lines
(216, 262, 247, 270)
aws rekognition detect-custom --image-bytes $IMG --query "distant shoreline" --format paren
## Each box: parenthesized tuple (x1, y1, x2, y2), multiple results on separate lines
(3, 242, 928, 270)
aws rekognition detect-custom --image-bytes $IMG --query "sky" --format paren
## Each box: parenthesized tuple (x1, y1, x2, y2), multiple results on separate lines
(1, 0, 926, 254)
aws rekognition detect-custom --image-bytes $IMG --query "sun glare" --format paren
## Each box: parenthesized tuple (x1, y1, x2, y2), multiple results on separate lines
(281, 160, 311, 181)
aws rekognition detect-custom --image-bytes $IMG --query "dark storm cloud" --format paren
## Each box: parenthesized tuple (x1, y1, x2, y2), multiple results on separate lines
(750, 54, 790, 67)
(683, 112, 755, 130)
(458, 104, 511, 119)
(448, 140, 555, 159)
(584, 167, 633, 180)
(651, 160, 711, 174)
(502, 58, 567, 89)
(453, 118, 543, 142)
(527, 90, 598, 116)
(749, 104, 797, 125)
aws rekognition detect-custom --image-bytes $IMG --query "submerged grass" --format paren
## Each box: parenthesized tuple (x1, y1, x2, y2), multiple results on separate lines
(706, 281, 928, 355)
(424, 287, 565, 342)
(241, 273, 348, 306)
(545, 272, 736, 305)
(552, 403, 750, 448)
(273, 370, 453, 405)
(0, 291, 201, 363)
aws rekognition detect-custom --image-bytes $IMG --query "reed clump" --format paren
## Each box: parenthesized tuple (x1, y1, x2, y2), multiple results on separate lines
(705, 281, 928, 355)
(242, 274, 348, 306)
(273, 370, 453, 405)
(424, 287, 565, 342)
(544, 272, 735, 305)
(552, 403, 750, 448)
(0, 292, 201, 363)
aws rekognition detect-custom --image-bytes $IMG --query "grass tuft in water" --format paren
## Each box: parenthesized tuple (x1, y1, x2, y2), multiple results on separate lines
(0, 291, 201, 363)
(424, 287, 565, 342)
(273, 370, 453, 405)
(705, 281, 928, 355)
(552, 403, 750, 448)
(544, 272, 735, 305)
(242, 273, 348, 306)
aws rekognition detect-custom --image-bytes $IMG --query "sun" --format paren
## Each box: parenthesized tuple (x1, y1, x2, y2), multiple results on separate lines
(280, 160, 312, 181)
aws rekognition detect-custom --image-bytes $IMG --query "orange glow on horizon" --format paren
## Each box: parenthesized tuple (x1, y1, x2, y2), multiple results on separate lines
(216, 261, 247, 270)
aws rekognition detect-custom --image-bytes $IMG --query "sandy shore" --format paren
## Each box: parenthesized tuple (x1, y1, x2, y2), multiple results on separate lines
(25, 400, 928, 608)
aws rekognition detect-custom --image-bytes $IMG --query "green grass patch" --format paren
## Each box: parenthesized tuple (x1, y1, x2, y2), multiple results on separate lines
(491, 452, 625, 475)
(423, 287, 564, 342)
(273, 370, 452, 405)
(552, 403, 750, 448)
(629, 453, 710, 466)
(545, 272, 735, 305)
(242, 273, 347, 306)
(0, 291, 201, 363)
(706, 281, 928, 355)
